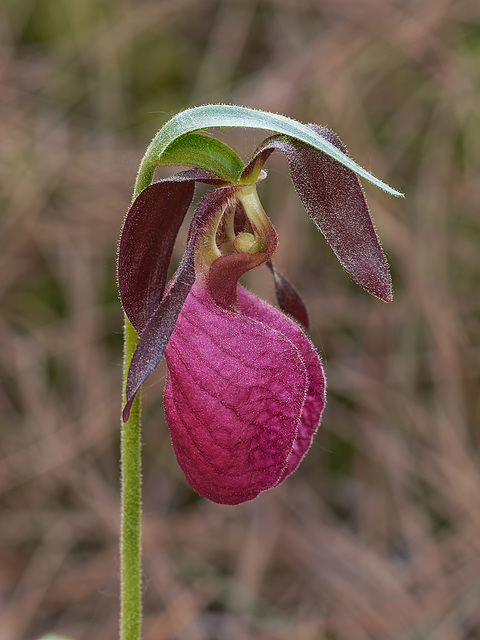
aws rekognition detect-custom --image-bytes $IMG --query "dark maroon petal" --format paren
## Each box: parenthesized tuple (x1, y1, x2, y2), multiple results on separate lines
(122, 258, 196, 422)
(266, 261, 309, 329)
(118, 179, 193, 334)
(249, 128, 393, 302)
(237, 286, 325, 481)
(163, 283, 310, 505)
(118, 171, 227, 334)
(123, 185, 239, 421)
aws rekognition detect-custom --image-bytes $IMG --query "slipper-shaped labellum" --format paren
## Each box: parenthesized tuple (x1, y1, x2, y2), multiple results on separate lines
(118, 123, 392, 505)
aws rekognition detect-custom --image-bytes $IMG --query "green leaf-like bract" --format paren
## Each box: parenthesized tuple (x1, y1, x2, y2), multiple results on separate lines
(140, 105, 402, 197)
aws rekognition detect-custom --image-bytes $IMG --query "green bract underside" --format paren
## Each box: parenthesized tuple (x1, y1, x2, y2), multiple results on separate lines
(159, 132, 245, 182)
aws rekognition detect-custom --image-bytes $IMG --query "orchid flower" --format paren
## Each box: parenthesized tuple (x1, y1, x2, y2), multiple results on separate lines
(118, 106, 399, 506)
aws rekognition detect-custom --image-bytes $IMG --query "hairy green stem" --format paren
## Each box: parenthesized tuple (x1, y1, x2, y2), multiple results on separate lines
(120, 151, 158, 640)
(120, 317, 142, 640)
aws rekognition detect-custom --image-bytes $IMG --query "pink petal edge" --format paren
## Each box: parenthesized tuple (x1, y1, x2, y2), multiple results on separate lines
(237, 286, 326, 482)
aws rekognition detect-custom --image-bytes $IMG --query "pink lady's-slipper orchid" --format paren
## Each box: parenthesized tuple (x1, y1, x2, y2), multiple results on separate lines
(118, 106, 400, 505)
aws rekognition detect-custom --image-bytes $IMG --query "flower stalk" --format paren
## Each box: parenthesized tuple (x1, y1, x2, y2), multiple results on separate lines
(120, 316, 142, 640)
(119, 157, 154, 640)
(117, 104, 401, 640)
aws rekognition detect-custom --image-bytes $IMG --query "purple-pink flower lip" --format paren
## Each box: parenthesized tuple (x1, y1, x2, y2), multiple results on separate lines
(163, 282, 325, 505)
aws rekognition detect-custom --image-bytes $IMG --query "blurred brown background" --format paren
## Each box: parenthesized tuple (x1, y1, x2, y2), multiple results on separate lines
(1, 0, 480, 638)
